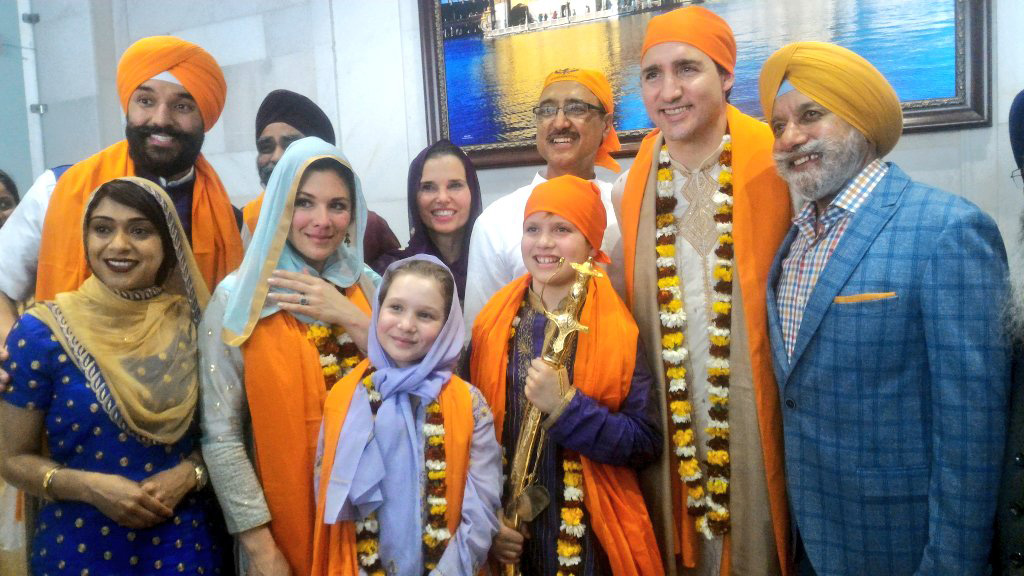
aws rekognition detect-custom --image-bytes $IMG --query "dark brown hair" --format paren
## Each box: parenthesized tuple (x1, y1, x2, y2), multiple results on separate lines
(299, 157, 357, 212)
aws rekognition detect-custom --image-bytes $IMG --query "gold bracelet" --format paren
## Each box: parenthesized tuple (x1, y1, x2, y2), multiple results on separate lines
(42, 465, 63, 500)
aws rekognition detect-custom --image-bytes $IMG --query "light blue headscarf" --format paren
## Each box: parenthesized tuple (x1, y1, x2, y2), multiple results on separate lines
(219, 137, 371, 345)
(321, 254, 465, 575)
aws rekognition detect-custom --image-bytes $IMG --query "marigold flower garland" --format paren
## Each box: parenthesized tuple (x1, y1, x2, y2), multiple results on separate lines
(353, 373, 450, 575)
(422, 400, 450, 571)
(556, 453, 585, 575)
(305, 323, 363, 390)
(656, 136, 734, 538)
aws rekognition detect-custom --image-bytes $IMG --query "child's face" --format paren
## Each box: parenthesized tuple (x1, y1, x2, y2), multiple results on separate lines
(376, 272, 447, 367)
(521, 211, 594, 289)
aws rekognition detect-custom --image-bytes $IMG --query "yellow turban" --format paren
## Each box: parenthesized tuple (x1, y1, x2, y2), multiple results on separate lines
(642, 6, 736, 74)
(543, 68, 621, 173)
(117, 36, 227, 132)
(759, 41, 903, 157)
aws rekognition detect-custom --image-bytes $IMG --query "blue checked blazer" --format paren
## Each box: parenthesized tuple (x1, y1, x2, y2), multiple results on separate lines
(766, 163, 1011, 576)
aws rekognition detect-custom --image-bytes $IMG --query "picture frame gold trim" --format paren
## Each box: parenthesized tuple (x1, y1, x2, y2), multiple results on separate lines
(419, 0, 991, 169)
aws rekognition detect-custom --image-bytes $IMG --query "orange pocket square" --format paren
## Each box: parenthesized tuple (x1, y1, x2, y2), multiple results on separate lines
(833, 292, 898, 303)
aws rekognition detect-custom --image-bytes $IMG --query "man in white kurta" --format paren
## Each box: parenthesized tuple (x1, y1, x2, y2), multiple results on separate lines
(611, 7, 794, 575)
(463, 68, 622, 329)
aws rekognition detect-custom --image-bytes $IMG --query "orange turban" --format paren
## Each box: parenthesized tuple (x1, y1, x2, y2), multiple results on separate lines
(759, 41, 903, 157)
(117, 36, 227, 132)
(525, 175, 609, 263)
(642, 6, 736, 74)
(543, 68, 621, 173)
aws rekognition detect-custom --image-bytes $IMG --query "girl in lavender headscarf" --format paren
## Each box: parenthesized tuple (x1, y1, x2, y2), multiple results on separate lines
(311, 255, 500, 575)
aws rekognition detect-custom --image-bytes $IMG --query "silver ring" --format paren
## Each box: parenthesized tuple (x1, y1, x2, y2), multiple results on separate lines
(299, 296, 309, 306)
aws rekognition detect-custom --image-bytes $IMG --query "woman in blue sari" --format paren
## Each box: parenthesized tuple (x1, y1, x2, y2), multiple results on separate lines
(0, 177, 228, 575)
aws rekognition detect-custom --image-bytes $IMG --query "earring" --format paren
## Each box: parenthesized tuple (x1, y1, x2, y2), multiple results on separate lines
(344, 232, 351, 246)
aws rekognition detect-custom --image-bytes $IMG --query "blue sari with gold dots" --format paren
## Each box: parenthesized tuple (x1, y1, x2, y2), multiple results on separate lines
(3, 315, 229, 576)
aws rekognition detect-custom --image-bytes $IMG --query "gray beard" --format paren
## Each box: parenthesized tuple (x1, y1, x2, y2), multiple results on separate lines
(775, 128, 873, 204)
(1005, 213, 1024, 345)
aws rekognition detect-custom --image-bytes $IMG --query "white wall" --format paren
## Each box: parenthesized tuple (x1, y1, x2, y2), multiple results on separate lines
(0, 0, 33, 193)
(21, 0, 1024, 266)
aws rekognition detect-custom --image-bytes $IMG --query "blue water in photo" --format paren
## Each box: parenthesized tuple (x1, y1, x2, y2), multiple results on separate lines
(442, 0, 955, 147)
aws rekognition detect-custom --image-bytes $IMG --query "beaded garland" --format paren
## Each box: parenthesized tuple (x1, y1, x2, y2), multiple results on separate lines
(352, 373, 450, 575)
(656, 136, 735, 538)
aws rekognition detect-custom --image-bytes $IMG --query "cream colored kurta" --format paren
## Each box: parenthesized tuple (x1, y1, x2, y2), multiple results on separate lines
(611, 134, 779, 576)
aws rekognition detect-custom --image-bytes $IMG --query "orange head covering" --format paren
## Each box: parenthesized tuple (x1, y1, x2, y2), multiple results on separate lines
(525, 174, 609, 263)
(542, 68, 621, 173)
(759, 41, 903, 157)
(117, 36, 227, 131)
(642, 6, 736, 74)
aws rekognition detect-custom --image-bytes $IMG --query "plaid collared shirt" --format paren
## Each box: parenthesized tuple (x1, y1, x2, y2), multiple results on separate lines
(777, 159, 888, 358)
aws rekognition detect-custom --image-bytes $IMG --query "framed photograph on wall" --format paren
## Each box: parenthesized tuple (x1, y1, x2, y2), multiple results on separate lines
(420, 0, 990, 168)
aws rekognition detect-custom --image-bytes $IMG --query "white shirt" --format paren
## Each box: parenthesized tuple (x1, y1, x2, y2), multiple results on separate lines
(463, 171, 619, 331)
(0, 169, 56, 302)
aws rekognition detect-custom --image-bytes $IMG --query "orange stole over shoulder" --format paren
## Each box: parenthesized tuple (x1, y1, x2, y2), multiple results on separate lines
(35, 140, 242, 300)
(242, 284, 371, 576)
(619, 104, 792, 574)
(243, 193, 264, 234)
(471, 273, 664, 576)
(310, 359, 474, 576)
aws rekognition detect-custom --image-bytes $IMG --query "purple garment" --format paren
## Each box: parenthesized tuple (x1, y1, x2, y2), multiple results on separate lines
(364, 210, 401, 272)
(374, 140, 482, 302)
(502, 301, 661, 575)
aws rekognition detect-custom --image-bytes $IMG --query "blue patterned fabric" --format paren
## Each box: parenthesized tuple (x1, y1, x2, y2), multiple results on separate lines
(766, 163, 1011, 576)
(2, 315, 229, 576)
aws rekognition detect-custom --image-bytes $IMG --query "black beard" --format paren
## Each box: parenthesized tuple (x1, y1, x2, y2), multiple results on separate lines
(126, 124, 204, 180)
(258, 159, 276, 187)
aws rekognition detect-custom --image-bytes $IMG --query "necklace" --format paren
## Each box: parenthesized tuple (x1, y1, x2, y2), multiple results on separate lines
(656, 135, 734, 538)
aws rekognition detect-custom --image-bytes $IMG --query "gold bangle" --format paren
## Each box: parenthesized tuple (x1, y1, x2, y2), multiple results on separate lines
(42, 465, 63, 500)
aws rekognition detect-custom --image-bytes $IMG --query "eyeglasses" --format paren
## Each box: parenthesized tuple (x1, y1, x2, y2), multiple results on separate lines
(1013, 168, 1023, 190)
(533, 101, 604, 120)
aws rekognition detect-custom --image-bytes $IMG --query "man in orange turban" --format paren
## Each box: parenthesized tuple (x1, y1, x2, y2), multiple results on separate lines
(762, 42, 1010, 576)
(0, 35, 243, 353)
(464, 67, 622, 331)
(612, 6, 793, 576)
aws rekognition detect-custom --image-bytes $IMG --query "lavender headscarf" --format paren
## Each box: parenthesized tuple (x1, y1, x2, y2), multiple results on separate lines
(377, 140, 482, 303)
(321, 254, 465, 574)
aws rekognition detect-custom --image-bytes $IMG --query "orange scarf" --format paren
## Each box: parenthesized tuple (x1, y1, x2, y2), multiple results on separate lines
(243, 193, 264, 234)
(242, 285, 370, 576)
(310, 359, 474, 576)
(35, 140, 243, 300)
(619, 104, 792, 574)
(470, 273, 663, 576)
